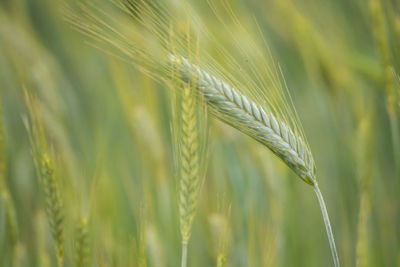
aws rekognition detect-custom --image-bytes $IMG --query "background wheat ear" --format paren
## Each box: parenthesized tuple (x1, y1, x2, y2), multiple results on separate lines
(173, 79, 208, 267)
(215, 205, 230, 267)
(369, 0, 400, 179)
(0, 95, 19, 267)
(24, 91, 64, 267)
(178, 84, 200, 247)
(75, 216, 89, 267)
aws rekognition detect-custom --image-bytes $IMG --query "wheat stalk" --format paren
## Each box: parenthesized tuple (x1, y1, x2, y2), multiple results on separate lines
(178, 84, 201, 267)
(313, 185, 340, 267)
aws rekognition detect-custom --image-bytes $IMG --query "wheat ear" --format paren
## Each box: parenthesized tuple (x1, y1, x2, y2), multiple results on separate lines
(170, 55, 315, 185)
(39, 153, 65, 267)
(369, 0, 400, 177)
(0, 101, 19, 266)
(216, 206, 230, 267)
(25, 93, 64, 267)
(75, 217, 89, 267)
(1, 188, 18, 265)
(178, 84, 201, 267)
(171, 55, 340, 267)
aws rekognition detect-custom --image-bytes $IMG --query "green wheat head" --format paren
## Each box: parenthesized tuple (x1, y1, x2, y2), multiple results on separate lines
(0, 92, 19, 266)
(75, 217, 89, 267)
(178, 84, 201, 244)
(24, 92, 64, 267)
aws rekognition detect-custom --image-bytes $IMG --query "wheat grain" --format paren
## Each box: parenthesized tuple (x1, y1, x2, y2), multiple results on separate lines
(170, 55, 316, 185)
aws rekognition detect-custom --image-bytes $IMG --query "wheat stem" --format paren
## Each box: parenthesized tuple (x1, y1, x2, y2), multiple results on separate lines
(356, 188, 370, 267)
(313, 184, 340, 267)
(181, 241, 188, 267)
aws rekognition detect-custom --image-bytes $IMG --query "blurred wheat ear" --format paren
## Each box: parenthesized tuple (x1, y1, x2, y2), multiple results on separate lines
(179, 85, 199, 267)
(216, 205, 230, 267)
(0, 96, 19, 267)
(355, 114, 373, 267)
(24, 92, 64, 267)
(369, 0, 400, 176)
(75, 216, 89, 267)
(174, 80, 208, 267)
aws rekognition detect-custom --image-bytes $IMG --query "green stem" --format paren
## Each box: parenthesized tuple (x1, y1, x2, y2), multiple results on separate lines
(181, 241, 188, 267)
(389, 112, 400, 177)
(313, 183, 340, 267)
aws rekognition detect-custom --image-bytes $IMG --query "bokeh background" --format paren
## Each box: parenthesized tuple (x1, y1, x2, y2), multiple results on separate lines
(0, 0, 399, 266)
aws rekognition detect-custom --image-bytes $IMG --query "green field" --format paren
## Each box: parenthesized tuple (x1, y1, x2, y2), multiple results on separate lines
(0, 0, 399, 266)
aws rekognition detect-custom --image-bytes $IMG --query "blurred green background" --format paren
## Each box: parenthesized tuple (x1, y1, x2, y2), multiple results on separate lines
(0, 0, 399, 266)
